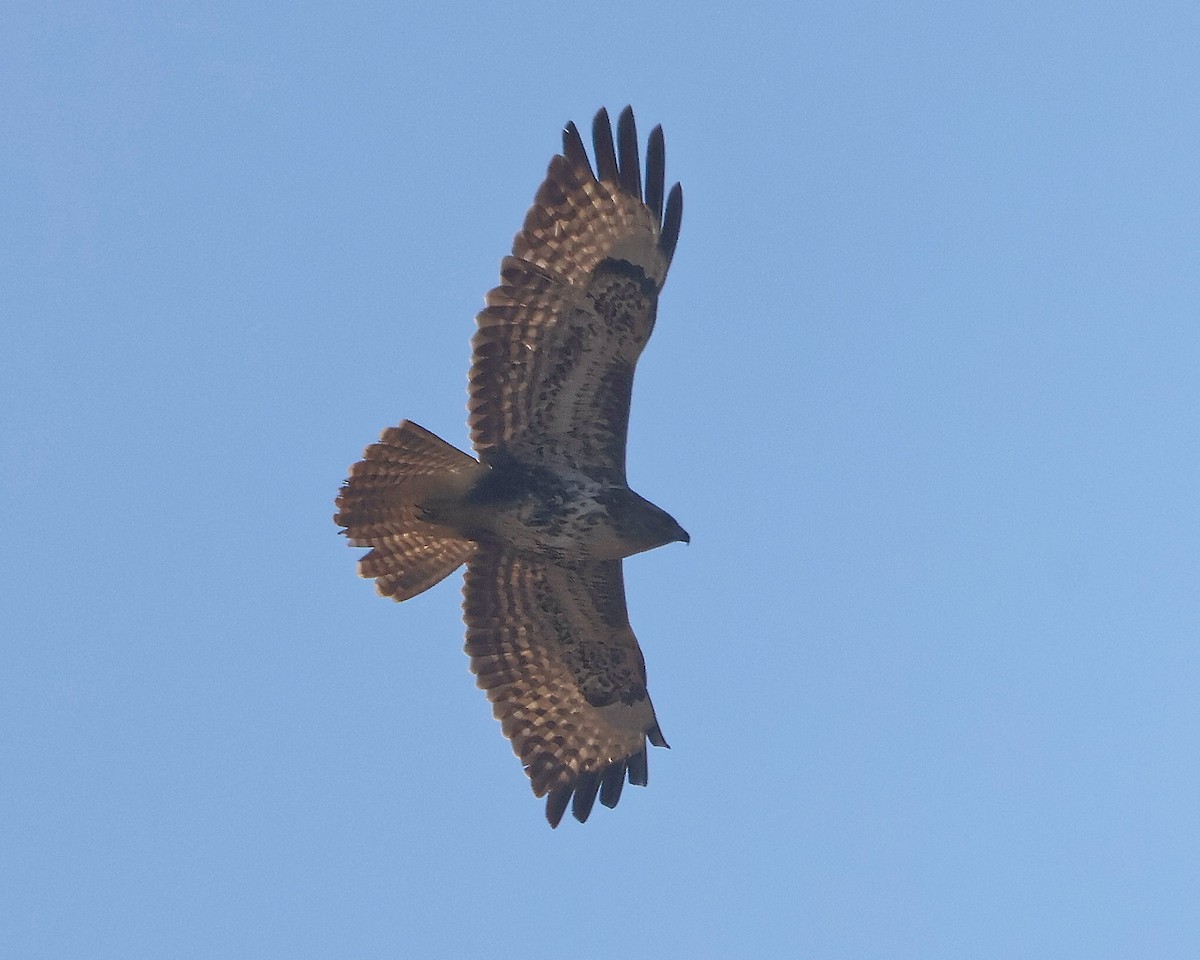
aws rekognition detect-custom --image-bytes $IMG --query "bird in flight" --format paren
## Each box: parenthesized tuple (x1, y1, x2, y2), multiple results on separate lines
(335, 107, 686, 827)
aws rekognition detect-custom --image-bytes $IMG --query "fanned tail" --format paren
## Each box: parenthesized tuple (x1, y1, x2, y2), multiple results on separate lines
(335, 421, 485, 601)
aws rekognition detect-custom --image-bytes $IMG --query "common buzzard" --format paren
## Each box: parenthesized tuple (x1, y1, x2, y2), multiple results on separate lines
(335, 107, 686, 827)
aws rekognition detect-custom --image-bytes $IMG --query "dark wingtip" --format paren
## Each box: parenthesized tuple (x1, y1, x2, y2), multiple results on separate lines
(543, 752, 655, 826)
(645, 125, 666, 221)
(627, 747, 649, 787)
(580, 109, 680, 266)
(599, 761, 627, 809)
(545, 787, 571, 828)
(615, 105, 642, 200)
(591, 107, 619, 184)
(660, 182, 683, 269)
(570, 771, 602, 823)
(562, 120, 594, 179)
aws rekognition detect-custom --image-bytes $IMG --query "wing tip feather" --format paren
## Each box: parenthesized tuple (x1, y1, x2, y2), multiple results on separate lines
(545, 787, 571, 828)
(570, 771, 602, 823)
(562, 120, 595, 180)
(615, 105, 642, 200)
(645, 124, 666, 220)
(660, 182, 683, 268)
(538, 744, 656, 827)
(591, 107, 619, 184)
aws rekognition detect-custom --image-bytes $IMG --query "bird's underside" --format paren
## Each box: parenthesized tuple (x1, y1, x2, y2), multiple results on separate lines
(335, 107, 684, 827)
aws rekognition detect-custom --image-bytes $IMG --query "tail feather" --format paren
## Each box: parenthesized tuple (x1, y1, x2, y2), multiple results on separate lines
(360, 533, 476, 603)
(335, 421, 485, 602)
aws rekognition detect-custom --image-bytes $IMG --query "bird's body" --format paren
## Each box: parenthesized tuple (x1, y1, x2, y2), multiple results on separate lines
(335, 107, 685, 827)
(428, 451, 687, 562)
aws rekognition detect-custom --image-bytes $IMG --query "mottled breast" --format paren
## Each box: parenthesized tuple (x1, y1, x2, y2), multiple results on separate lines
(463, 454, 631, 560)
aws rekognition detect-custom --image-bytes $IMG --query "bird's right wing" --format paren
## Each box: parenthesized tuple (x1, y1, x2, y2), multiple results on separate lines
(468, 106, 682, 484)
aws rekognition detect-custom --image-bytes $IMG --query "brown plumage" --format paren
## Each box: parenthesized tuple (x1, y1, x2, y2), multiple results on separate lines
(335, 107, 685, 827)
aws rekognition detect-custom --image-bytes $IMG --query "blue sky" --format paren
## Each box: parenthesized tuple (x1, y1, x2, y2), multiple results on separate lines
(4, 2, 1198, 957)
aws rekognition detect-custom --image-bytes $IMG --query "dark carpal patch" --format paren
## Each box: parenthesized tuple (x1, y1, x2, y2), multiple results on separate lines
(530, 565, 647, 710)
(588, 258, 658, 335)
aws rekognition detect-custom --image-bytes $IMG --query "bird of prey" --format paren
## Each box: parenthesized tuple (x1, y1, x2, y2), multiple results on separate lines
(335, 107, 686, 827)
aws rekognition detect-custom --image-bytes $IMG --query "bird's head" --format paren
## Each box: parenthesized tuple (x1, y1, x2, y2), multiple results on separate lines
(607, 489, 689, 557)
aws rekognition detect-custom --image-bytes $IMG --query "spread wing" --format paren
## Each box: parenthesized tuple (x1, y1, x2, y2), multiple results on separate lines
(468, 106, 683, 484)
(463, 543, 668, 827)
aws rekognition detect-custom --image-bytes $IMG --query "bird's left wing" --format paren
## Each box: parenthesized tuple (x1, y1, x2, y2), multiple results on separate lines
(462, 542, 668, 826)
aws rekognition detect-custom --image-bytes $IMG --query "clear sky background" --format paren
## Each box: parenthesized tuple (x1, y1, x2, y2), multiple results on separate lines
(4, 2, 1197, 958)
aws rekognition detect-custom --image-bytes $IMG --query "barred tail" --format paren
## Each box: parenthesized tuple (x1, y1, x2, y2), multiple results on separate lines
(335, 421, 485, 602)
